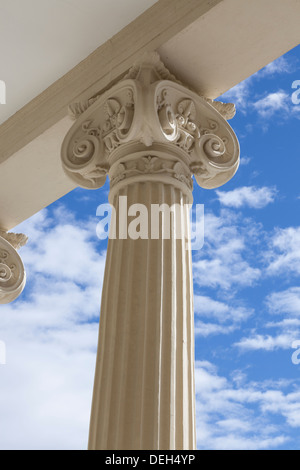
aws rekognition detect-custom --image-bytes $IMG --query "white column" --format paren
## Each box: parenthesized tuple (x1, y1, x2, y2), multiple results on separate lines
(61, 52, 240, 450)
(89, 146, 195, 450)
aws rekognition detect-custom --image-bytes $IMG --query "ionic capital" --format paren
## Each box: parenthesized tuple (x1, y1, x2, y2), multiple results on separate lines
(61, 52, 240, 195)
(0, 231, 27, 304)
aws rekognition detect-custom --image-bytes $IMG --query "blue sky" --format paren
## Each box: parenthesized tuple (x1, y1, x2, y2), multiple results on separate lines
(0, 45, 300, 450)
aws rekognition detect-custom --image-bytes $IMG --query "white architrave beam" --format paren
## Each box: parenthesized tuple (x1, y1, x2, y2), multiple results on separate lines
(0, 0, 223, 166)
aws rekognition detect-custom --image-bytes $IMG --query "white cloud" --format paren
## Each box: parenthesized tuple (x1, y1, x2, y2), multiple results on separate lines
(266, 318, 300, 330)
(218, 56, 294, 116)
(195, 361, 294, 450)
(266, 227, 300, 276)
(253, 91, 289, 118)
(234, 334, 295, 352)
(194, 321, 237, 337)
(266, 288, 300, 317)
(193, 211, 261, 290)
(194, 295, 251, 322)
(194, 295, 252, 337)
(240, 156, 251, 166)
(260, 391, 300, 429)
(257, 57, 291, 77)
(235, 287, 300, 353)
(194, 257, 260, 290)
(216, 186, 277, 209)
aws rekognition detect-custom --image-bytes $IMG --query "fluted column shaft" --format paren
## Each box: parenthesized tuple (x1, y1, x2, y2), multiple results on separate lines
(88, 175, 196, 450)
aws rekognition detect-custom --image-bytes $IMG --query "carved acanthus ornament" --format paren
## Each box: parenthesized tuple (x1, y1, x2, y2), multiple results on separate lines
(0, 232, 27, 304)
(62, 52, 240, 195)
